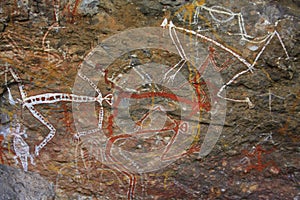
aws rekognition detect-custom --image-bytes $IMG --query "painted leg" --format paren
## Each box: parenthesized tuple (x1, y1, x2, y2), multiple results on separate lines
(26, 105, 56, 156)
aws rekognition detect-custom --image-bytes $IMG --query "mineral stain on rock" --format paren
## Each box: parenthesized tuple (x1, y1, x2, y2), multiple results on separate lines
(0, 0, 299, 199)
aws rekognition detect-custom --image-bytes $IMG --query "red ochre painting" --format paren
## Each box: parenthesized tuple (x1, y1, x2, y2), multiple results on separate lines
(0, 0, 299, 199)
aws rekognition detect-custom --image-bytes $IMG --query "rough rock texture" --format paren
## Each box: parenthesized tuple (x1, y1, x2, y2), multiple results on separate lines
(0, 164, 55, 200)
(0, 0, 299, 199)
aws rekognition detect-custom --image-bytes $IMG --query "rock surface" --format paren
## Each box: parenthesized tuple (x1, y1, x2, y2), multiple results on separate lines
(0, 0, 299, 199)
(0, 164, 55, 200)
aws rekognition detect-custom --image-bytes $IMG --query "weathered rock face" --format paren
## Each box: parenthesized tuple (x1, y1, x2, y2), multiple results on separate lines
(0, 164, 55, 200)
(0, 0, 299, 199)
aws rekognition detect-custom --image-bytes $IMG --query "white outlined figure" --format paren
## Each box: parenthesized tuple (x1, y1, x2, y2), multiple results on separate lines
(0, 30, 64, 67)
(196, 4, 271, 43)
(163, 21, 188, 83)
(176, 1, 276, 44)
(161, 19, 252, 106)
(1, 63, 112, 159)
(73, 25, 227, 199)
(11, 122, 35, 171)
(161, 18, 290, 108)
